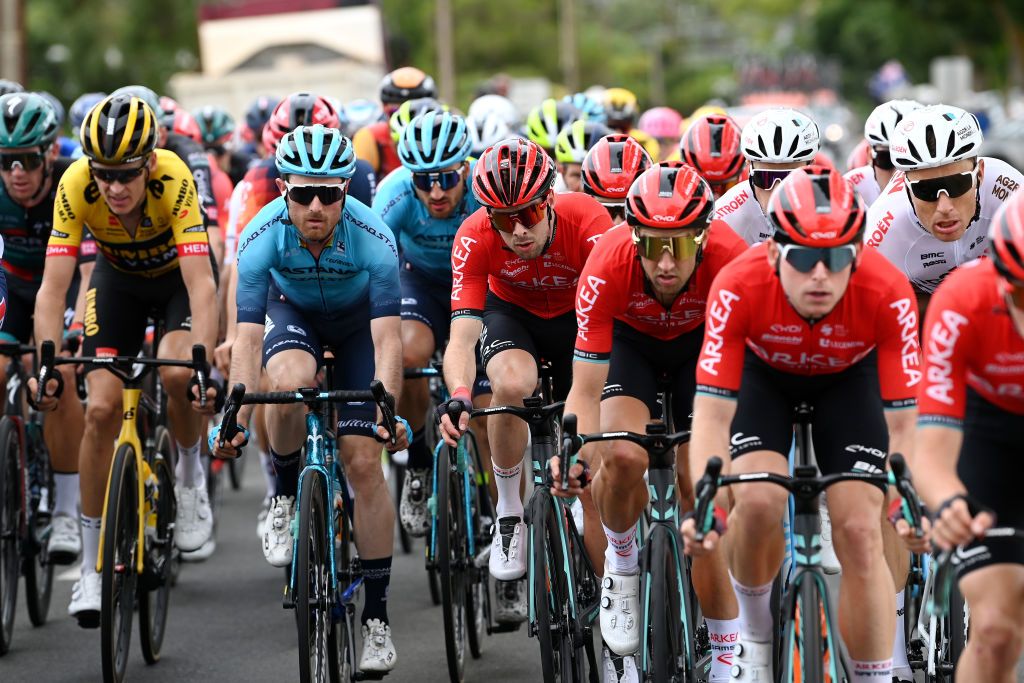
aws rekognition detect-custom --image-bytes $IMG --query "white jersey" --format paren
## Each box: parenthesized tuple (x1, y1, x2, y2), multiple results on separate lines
(713, 181, 773, 246)
(844, 165, 882, 207)
(864, 157, 1023, 293)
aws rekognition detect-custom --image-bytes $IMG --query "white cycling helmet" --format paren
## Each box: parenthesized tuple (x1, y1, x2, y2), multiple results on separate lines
(467, 94, 519, 128)
(466, 112, 512, 156)
(740, 108, 820, 163)
(864, 99, 923, 147)
(889, 104, 984, 171)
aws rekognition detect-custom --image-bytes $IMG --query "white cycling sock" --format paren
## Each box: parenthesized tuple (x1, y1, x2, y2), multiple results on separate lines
(705, 617, 740, 682)
(54, 472, 79, 518)
(729, 572, 774, 642)
(891, 589, 911, 679)
(492, 461, 524, 519)
(80, 515, 102, 574)
(602, 523, 638, 574)
(851, 657, 892, 681)
(175, 439, 204, 488)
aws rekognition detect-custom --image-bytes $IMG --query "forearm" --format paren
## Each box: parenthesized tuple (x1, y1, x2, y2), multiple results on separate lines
(373, 332, 403, 405)
(885, 407, 917, 463)
(687, 395, 735, 492)
(188, 284, 220, 353)
(442, 321, 482, 393)
(228, 325, 263, 424)
(72, 262, 94, 326)
(34, 282, 68, 347)
(913, 424, 965, 509)
(563, 361, 606, 461)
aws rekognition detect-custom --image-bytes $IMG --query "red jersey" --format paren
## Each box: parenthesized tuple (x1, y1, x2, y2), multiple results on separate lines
(695, 244, 921, 407)
(451, 192, 613, 320)
(574, 220, 748, 362)
(207, 153, 234, 236)
(918, 259, 1024, 424)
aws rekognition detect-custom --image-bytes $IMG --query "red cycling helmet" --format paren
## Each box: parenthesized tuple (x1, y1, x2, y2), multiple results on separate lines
(262, 92, 341, 154)
(679, 114, 744, 185)
(171, 109, 202, 143)
(581, 134, 652, 204)
(625, 161, 715, 230)
(768, 165, 865, 247)
(472, 138, 555, 209)
(990, 190, 1024, 284)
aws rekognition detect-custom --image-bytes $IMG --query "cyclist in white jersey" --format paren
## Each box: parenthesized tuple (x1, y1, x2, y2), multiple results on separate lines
(866, 104, 1024, 296)
(713, 108, 819, 245)
(844, 99, 922, 207)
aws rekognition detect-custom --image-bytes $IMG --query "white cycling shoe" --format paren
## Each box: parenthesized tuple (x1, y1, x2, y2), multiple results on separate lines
(489, 516, 527, 581)
(729, 639, 773, 682)
(262, 495, 295, 567)
(68, 567, 101, 628)
(819, 498, 841, 575)
(175, 484, 213, 552)
(600, 566, 641, 656)
(47, 514, 81, 565)
(359, 619, 397, 672)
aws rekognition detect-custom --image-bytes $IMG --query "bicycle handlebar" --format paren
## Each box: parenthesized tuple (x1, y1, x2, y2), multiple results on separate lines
(888, 453, 925, 537)
(468, 400, 565, 424)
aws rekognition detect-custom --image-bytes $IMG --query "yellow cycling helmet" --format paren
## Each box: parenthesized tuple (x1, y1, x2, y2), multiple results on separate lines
(389, 97, 447, 143)
(603, 88, 639, 125)
(79, 94, 158, 164)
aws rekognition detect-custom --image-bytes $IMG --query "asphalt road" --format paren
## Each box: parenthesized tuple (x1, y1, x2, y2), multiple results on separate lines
(2, 458, 543, 683)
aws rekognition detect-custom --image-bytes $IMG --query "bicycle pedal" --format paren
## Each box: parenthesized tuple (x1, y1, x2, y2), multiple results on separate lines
(490, 621, 522, 633)
(74, 611, 100, 629)
(282, 585, 295, 609)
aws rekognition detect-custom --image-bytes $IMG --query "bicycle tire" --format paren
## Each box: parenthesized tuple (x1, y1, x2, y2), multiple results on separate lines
(438, 447, 467, 682)
(781, 576, 828, 683)
(139, 446, 176, 664)
(330, 477, 356, 683)
(0, 417, 20, 654)
(101, 443, 140, 683)
(23, 426, 54, 628)
(228, 448, 246, 491)
(463, 438, 486, 660)
(646, 525, 687, 682)
(947, 583, 967, 674)
(393, 460, 412, 555)
(297, 468, 332, 683)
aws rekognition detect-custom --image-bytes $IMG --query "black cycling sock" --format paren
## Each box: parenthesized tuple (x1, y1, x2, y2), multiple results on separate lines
(406, 429, 431, 470)
(271, 448, 301, 499)
(361, 556, 392, 625)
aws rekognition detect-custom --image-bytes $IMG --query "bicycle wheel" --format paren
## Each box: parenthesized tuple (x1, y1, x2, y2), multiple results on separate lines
(330, 481, 356, 683)
(645, 526, 687, 682)
(463, 442, 487, 660)
(438, 447, 467, 682)
(393, 459, 412, 555)
(228, 448, 246, 490)
(781, 576, 832, 683)
(139, 448, 176, 663)
(0, 417, 20, 655)
(297, 468, 333, 683)
(530, 492, 580, 683)
(101, 443, 140, 683)
(947, 583, 968, 674)
(24, 428, 54, 628)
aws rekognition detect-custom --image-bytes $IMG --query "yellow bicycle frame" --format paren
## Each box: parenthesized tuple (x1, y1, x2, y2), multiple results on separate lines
(96, 387, 156, 575)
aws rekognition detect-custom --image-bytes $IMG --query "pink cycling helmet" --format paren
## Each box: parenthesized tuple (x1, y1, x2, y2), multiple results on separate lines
(638, 107, 683, 139)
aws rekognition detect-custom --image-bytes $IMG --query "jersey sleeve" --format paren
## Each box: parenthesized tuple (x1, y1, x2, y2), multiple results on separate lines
(47, 161, 88, 258)
(916, 282, 973, 427)
(166, 167, 210, 258)
(234, 203, 282, 324)
(874, 276, 921, 408)
(353, 127, 381, 173)
(695, 267, 749, 398)
(573, 241, 620, 362)
(450, 216, 490, 320)
(372, 174, 412, 246)
(576, 195, 615, 260)
(350, 205, 402, 319)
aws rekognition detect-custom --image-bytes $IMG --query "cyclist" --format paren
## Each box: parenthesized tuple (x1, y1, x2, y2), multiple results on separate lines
(866, 104, 1024, 298)
(437, 138, 613, 622)
(554, 119, 612, 193)
(580, 133, 652, 224)
(353, 66, 437, 181)
(637, 107, 683, 162)
(0, 92, 88, 564)
(680, 113, 746, 200)
(525, 98, 582, 156)
(466, 95, 519, 157)
(714, 107, 820, 246)
(680, 166, 921, 683)
(194, 105, 238, 266)
(844, 99, 922, 207)
(602, 88, 660, 160)
(563, 92, 606, 124)
(31, 94, 219, 626)
(554, 162, 747, 679)
(65, 92, 106, 158)
(387, 97, 447, 159)
(215, 124, 407, 673)
(914, 192, 1024, 682)
(372, 111, 488, 538)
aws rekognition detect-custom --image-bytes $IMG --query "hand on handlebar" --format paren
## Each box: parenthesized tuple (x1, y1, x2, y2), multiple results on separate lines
(931, 494, 996, 551)
(548, 455, 590, 499)
(681, 515, 721, 557)
(376, 416, 410, 452)
(435, 393, 473, 447)
(208, 422, 249, 459)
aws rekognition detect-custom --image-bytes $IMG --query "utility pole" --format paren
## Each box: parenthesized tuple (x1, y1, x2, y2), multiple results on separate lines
(559, 0, 579, 92)
(0, 0, 25, 84)
(436, 0, 456, 104)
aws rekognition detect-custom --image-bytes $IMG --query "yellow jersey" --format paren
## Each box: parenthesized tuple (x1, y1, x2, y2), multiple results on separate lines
(49, 149, 210, 278)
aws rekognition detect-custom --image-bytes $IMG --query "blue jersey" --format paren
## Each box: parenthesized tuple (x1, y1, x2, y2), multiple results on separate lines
(372, 163, 482, 284)
(235, 195, 401, 324)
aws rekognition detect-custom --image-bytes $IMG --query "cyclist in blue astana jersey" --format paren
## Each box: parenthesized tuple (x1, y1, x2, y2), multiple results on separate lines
(215, 124, 408, 675)
(372, 110, 492, 538)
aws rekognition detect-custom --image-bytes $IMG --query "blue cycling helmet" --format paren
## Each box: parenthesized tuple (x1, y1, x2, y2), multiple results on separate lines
(563, 92, 606, 124)
(36, 92, 65, 129)
(70, 92, 106, 130)
(275, 124, 356, 178)
(397, 110, 472, 172)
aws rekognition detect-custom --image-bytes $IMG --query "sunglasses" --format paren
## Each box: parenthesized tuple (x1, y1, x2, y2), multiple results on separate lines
(285, 182, 347, 206)
(632, 230, 704, 261)
(0, 151, 46, 172)
(750, 167, 794, 190)
(778, 244, 857, 273)
(412, 169, 462, 193)
(488, 197, 549, 233)
(90, 163, 147, 184)
(871, 146, 894, 171)
(906, 166, 978, 202)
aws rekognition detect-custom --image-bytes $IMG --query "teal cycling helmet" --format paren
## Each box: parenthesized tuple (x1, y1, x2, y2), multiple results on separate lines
(0, 93, 60, 149)
(194, 105, 236, 148)
(398, 111, 472, 172)
(275, 124, 356, 178)
(563, 92, 606, 124)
